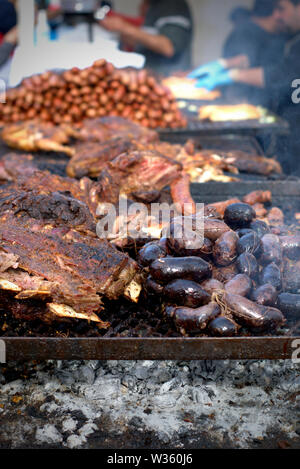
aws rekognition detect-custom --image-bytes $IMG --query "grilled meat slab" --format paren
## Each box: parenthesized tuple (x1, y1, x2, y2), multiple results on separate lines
(73, 116, 158, 143)
(0, 185, 96, 235)
(96, 150, 182, 204)
(66, 138, 135, 178)
(0, 212, 139, 319)
(1, 121, 75, 156)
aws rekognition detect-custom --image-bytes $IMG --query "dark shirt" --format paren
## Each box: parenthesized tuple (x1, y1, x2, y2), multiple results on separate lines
(223, 18, 287, 106)
(0, 41, 14, 67)
(264, 34, 300, 123)
(0, 0, 17, 34)
(264, 34, 300, 174)
(137, 0, 193, 76)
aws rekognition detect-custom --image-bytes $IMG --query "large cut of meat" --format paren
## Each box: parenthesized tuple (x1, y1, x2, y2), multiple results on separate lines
(0, 153, 37, 182)
(0, 212, 139, 322)
(0, 184, 96, 236)
(96, 150, 183, 204)
(0, 154, 102, 218)
(73, 116, 158, 143)
(66, 138, 135, 178)
(1, 121, 75, 155)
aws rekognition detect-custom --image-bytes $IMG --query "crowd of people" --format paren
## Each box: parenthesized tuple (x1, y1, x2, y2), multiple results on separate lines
(0, 0, 300, 173)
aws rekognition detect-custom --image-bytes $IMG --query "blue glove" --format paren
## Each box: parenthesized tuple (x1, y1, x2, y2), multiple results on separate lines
(188, 60, 225, 79)
(195, 70, 233, 91)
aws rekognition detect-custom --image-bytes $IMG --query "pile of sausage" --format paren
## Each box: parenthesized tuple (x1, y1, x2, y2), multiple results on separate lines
(0, 60, 186, 129)
(136, 190, 300, 336)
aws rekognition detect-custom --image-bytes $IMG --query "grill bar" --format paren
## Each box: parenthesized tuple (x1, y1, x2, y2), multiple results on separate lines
(1, 336, 297, 360)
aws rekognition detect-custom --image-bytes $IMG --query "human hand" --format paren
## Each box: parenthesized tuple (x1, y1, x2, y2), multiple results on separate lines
(188, 60, 225, 79)
(4, 26, 18, 45)
(100, 16, 130, 33)
(195, 70, 233, 90)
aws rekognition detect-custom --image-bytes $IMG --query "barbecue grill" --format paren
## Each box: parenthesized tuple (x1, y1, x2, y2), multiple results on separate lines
(158, 114, 290, 139)
(0, 172, 299, 360)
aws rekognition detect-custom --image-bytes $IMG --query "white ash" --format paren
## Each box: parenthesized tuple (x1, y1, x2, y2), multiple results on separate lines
(0, 359, 299, 448)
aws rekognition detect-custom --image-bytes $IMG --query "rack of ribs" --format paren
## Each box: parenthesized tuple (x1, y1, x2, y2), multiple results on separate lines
(0, 211, 141, 324)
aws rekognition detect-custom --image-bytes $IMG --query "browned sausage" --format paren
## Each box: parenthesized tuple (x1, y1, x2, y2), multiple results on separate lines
(163, 279, 211, 308)
(213, 231, 239, 266)
(166, 302, 221, 334)
(225, 274, 252, 297)
(170, 173, 196, 215)
(243, 191, 272, 206)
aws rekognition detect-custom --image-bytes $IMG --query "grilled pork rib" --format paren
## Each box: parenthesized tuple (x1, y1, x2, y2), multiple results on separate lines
(0, 212, 140, 322)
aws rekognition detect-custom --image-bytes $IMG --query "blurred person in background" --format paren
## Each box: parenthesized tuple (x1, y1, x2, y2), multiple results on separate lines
(189, 0, 287, 106)
(99, 0, 193, 75)
(0, 0, 17, 68)
(222, 0, 289, 104)
(192, 0, 300, 175)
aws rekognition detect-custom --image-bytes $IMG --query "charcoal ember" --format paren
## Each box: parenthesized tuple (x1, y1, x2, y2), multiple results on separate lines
(237, 232, 262, 257)
(236, 253, 259, 279)
(225, 274, 252, 297)
(252, 284, 278, 307)
(260, 263, 282, 290)
(163, 279, 211, 308)
(208, 316, 239, 337)
(224, 203, 256, 229)
(213, 231, 239, 267)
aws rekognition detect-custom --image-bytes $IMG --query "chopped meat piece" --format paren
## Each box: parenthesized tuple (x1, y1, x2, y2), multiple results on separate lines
(1, 121, 75, 156)
(66, 138, 135, 178)
(267, 207, 285, 226)
(96, 150, 182, 204)
(224, 151, 282, 176)
(243, 190, 272, 205)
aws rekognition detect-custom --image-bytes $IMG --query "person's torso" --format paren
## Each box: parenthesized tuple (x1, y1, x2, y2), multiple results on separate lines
(138, 0, 192, 75)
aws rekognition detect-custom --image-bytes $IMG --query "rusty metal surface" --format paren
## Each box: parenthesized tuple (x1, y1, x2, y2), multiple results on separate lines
(0, 336, 298, 360)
